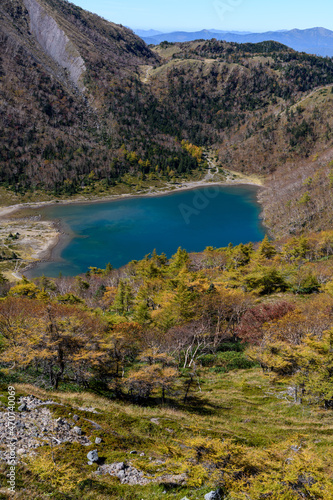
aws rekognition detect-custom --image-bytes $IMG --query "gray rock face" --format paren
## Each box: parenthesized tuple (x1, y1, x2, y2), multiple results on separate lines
(95, 437, 102, 444)
(87, 450, 99, 463)
(73, 426, 82, 435)
(23, 0, 86, 90)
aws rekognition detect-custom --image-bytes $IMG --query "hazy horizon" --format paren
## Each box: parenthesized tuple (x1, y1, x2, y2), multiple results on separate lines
(69, 0, 333, 33)
(132, 26, 330, 34)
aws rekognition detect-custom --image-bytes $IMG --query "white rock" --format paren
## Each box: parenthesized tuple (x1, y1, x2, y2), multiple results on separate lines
(87, 449, 99, 463)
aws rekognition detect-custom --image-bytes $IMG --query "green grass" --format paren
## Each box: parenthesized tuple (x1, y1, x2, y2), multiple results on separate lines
(1, 368, 332, 498)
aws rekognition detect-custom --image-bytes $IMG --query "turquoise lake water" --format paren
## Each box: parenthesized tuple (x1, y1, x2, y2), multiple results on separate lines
(29, 185, 265, 277)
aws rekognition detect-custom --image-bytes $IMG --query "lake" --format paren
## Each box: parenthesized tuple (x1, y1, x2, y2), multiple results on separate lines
(29, 185, 265, 277)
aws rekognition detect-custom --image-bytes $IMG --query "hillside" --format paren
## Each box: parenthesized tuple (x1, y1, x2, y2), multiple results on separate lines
(0, 0, 198, 195)
(1, 236, 333, 497)
(150, 40, 333, 152)
(141, 27, 333, 57)
(149, 41, 333, 236)
(2, 1, 333, 235)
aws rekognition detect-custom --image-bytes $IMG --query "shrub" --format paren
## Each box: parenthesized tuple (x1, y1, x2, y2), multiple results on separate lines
(203, 351, 258, 371)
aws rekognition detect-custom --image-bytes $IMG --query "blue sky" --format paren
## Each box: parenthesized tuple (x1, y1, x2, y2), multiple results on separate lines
(70, 0, 333, 32)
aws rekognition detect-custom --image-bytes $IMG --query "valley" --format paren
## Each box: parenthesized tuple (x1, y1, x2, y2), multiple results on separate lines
(2, 0, 333, 238)
(2, 0, 333, 498)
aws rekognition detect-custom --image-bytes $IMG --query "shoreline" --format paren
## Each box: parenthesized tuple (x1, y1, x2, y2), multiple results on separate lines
(0, 176, 265, 280)
(21, 220, 74, 279)
(0, 215, 63, 281)
(0, 175, 264, 218)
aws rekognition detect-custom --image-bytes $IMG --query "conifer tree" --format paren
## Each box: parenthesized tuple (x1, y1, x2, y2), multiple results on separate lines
(258, 235, 277, 259)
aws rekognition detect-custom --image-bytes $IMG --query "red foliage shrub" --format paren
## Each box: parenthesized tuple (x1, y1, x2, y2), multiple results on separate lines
(236, 301, 295, 345)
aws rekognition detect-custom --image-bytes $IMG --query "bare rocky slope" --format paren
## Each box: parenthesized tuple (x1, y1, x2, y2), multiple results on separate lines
(23, 0, 86, 90)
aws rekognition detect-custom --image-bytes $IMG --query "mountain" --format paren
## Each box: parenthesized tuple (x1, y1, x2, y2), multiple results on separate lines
(2, 0, 333, 235)
(143, 29, 229, 44)
(133, 28, 164, 37)
(141, 27, 333, 57)
(0, 0, 200, 195)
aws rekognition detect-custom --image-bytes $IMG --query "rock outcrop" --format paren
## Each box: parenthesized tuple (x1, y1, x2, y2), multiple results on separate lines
(96, 461, 150, 485)
(23, 0, 86, 90)
(0, 395, 91, 459)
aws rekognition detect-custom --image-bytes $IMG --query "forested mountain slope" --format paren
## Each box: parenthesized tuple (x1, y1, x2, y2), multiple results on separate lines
(2, 0, 333, 234)
(0, 0, 197, 195)
(152, 41, 333, 236)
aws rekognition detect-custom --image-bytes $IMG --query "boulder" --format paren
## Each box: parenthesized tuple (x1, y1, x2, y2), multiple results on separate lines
(95, 462, 149, 485)
(95, 437, 102, 444)
(204, 491, 221, 500)
(87, 450, 99, 463)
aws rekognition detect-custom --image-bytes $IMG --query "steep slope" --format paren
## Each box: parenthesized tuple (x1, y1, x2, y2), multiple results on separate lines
(0, 0, 198, 194)
(23, 0, 86, 90)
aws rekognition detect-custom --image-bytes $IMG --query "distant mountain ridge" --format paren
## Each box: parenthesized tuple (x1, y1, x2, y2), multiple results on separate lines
(133, 29, 164, 37)
(140, 27, 333, 57)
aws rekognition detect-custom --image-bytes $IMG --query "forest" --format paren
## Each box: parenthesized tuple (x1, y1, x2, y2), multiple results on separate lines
(1, 233, 333, 498)
(3, 0, 333, 238)
(2, 0, 333, 497)
(2, 0, 333, 225)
